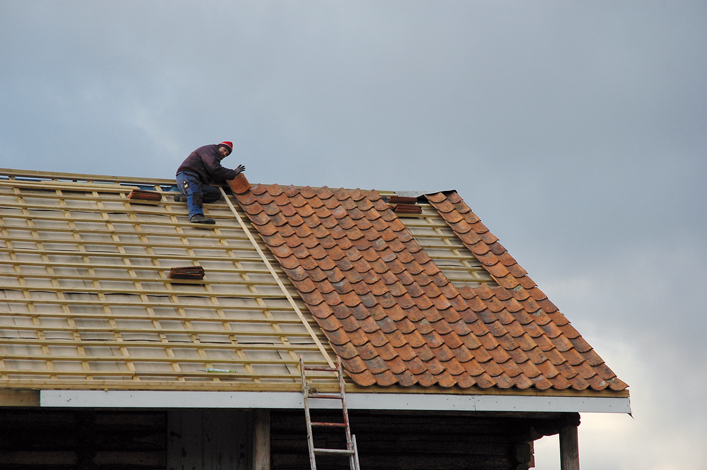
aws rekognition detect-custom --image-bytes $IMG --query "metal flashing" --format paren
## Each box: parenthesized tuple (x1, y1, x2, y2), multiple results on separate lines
(40, 390, 631, 414)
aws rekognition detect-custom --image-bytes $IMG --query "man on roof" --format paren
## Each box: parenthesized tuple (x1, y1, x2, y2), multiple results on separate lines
(175, 141, 245, 224)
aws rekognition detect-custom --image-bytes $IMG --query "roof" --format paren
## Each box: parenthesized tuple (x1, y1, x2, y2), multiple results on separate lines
(0, 168, 627, 398)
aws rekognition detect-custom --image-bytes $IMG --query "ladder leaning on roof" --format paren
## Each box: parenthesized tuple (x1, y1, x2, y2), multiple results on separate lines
(299, 356, 361, 470)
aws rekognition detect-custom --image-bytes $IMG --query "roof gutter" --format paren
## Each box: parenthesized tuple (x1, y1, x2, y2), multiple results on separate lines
(40, 390, 631, 414)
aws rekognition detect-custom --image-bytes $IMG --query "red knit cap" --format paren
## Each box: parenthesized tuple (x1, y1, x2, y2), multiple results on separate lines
(219, 141, 233, 153)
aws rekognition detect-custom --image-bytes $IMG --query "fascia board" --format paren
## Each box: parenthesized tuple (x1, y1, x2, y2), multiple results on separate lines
(40, 391, 631, 414)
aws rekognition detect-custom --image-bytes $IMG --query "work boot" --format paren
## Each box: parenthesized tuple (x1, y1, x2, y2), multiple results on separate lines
(190, 214, 215, 224)
(173, 194, 187, 202)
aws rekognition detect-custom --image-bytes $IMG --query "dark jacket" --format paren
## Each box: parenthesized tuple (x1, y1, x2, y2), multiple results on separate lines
(176, 144, 237, 183)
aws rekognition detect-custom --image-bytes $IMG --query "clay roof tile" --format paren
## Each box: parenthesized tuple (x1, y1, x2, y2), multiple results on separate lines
(346, 369, 377, 386)
(511, 374, 535, 390)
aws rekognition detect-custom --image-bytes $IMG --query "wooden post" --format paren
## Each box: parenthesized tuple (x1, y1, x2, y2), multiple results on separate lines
(254, 410, 271, 470)
(559, 424, 580, 470)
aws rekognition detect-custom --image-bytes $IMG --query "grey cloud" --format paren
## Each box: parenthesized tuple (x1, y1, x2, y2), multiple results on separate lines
(2, 2, 706, 468)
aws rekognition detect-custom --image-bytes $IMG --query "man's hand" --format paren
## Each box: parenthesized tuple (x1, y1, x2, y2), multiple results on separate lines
(234, 164, 245, 175)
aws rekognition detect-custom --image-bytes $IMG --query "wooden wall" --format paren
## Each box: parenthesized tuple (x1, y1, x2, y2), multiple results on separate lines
(0, 408, 576, 470)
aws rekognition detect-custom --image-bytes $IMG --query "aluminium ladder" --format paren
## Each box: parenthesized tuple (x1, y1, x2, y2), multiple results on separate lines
(300, 356, 361, 470)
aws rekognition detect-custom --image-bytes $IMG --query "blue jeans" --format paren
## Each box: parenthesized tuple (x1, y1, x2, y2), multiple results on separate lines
(176, 172, 222, 219)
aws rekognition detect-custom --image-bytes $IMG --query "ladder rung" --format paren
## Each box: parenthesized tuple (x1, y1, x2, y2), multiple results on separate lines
(309, 392, 342, 399)
(304, 365, 337, 372)
(313, 448, 355, 456)
(312, 421, 347, 427)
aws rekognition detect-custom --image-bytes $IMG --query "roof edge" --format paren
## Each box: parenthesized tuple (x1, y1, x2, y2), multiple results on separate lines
(39, 390, 631, 414)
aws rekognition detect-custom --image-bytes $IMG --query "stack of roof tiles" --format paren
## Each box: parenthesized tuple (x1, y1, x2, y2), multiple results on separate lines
(233, 182, 628, 392)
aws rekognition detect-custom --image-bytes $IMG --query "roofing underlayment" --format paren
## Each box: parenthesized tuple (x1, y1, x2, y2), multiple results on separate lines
(0, 169, 628, 397)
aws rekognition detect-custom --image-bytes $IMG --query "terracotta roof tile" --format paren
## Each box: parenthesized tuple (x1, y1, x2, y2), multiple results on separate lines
(439, 331, 465, 350)
(576, 362, 601, 382)
(547, 374, 573, 390)
(561, 348, 586, 367)
(474, 373, 497, 389)
(451, 372, 474, 388)
(413, 344, 437, 363)
(330, 341, 359, 360)
(401, 329, 426, 348)
(460, 357, 486, 377)
(516, 357, 542, 378)
(533, 333, 557, 351)
(477, 355, 505, 377)
(325, 327, 350, 345)
(375, 342, 398, 361)
(384, 304, 407, 322)
(515, 333, 540, 352)
(402, 356, 425, 375)
(582, 349, 607, 367)
(443, 358, 468, 377)
(411, 371, 432, 387)
(396, 343, 416, 361)
(231, 186, 626, 393)
(384, 329, 408, 348)
(432, 344, 458, 363)
(366, 328, 389, 348)
(608, 377, 629, 391)
(394, 370, 418, 387)
(586, 375, 609, 390)
(371, 369, 396, 386)
(425, 358, 447, 375)
(496, 332, 522, 353)
(494, 373, 515, 389)
(513, 374, 535, 390)
(355, 342, 379, 361)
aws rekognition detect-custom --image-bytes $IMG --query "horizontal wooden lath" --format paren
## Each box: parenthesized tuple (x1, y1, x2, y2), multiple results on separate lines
(0, 173, 339, 390)
(398, 202, 496, 287)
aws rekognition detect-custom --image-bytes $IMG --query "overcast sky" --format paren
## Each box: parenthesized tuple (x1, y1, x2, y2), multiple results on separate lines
(2, 1, 706, 469)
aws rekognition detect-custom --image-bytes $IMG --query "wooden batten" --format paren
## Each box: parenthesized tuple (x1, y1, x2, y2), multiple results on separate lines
(394, 201, 497, 288)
